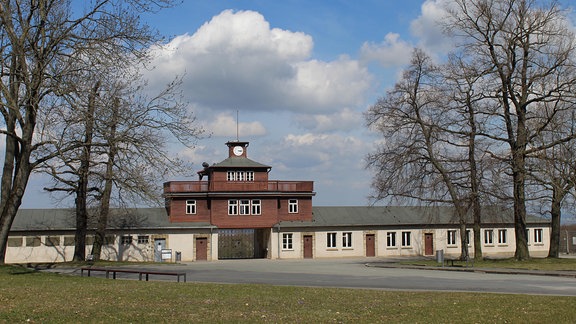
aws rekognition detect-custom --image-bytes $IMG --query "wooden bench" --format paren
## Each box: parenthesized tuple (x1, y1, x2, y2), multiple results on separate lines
(444, 257, 474, 268)
(81, 267, 186, 282)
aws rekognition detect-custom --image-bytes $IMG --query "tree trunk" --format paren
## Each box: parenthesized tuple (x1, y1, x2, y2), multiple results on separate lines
(91, 98, 119, 261)
(72, 81, 100, 261)
(0, 138, 33, 264)
(512, 158, 530, 260)
(548, 185, 563, 258)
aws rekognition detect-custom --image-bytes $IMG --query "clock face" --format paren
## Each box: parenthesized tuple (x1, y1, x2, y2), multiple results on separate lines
(233, 146, 244, 156)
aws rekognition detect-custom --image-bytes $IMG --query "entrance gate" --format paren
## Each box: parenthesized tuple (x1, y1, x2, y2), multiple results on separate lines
(218, 229, 268, 259)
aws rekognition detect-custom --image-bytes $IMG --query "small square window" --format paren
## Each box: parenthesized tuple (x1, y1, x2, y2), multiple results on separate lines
(121, 236, 132, 245)
(46, 236, 61, 247)
(26, 236, 41, 247)
(186, 200, 196, 214)
(138, 235, 149, 244)
(7, 237, 23, 247)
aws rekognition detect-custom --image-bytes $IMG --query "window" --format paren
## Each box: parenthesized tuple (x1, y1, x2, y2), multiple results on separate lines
(239, 199, 251, 215)
(104, 235, 115, 245)
(26, 236, 41, 247)
(342, 232, 352, 248)
(466, 230, 471, 246)
(282, 233, 293, 250)
(534, 229, 543, 244)
(186, 200, 196, 214)
(447, 230, 457, 246)
(387, 232, 396, 247)
(121, 236, 132, 245)
(227, 171, 255, 181)
(229, 199, 261, 215)
(64, 236, 75, 246)
(7, 237, 22, 247)
(138, 235, 149, 244)
(484, 230, 494, 245)
(288, 199, 298, 213)
(228, 200, 238, 215)
(498, 229, 507, 244)
(327, 232, 337, 248)
(251, 200, 261, 215)
(46, 236, 61, 247)
(401, 231, 411, 247)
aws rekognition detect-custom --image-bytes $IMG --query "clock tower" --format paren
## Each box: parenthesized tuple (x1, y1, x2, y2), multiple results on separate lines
(227, 141, 248, 158)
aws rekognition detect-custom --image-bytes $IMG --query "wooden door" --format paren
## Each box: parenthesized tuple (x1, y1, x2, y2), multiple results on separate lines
(365, 234, 375, 257)
(303, 235, 313, 259)
(196, 237, 208, 261)
(424, 233, 433, 255)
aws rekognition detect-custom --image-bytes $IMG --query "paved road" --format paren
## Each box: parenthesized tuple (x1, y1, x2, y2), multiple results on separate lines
(80, 258, 576, 296)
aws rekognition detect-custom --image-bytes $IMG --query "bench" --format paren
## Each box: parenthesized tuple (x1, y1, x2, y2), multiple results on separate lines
(81, 267, 186, 282)
(443, 257, 474, 268)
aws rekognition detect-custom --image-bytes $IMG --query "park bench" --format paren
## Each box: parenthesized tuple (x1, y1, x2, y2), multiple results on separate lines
(80, 267, 186, 282)
(443, 256, 474, 268)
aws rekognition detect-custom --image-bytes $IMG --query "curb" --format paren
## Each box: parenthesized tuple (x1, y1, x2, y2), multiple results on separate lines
(365, 262, 576, 278)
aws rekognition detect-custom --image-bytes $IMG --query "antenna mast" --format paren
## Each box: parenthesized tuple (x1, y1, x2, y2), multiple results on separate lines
(236, 110, 239, 141)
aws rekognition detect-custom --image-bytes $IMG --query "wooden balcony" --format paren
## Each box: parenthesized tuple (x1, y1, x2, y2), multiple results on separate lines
(164, 180, 314, 193)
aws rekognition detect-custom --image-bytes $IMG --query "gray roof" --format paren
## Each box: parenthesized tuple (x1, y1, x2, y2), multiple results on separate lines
(279, 206, 550, 228)
(10, 206, 549, 232)
(210, 156, 271, 169)
(11, 208, 212, 232)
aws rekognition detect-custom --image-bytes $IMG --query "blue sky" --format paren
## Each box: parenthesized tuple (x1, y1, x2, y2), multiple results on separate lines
(20, 0, 575, 208)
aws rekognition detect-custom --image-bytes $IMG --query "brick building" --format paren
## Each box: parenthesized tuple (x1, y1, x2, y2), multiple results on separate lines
(163, 141, 315, 259)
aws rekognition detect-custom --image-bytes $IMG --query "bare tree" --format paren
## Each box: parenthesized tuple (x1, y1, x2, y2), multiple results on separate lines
(442, 0, 576, 260)
(0, 0, 176, 264)
(366, 49, 478, 260)
(528, 113, 576, 257)
(89, 69, 202, 261)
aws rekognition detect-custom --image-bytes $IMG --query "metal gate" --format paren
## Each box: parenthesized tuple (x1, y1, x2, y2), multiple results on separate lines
(218, 229, 268, 259)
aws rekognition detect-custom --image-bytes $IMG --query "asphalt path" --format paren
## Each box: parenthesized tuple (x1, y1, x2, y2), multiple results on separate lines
(81, 258, 576, 296)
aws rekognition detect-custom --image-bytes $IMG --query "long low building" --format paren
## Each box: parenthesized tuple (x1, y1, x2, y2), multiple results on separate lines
(6, 140, 551, 263)
(6, 205, 550, 263)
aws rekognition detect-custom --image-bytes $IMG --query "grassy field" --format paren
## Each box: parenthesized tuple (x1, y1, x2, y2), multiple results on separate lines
(1, 264, 576, 323)
(402, 256, 576, 270)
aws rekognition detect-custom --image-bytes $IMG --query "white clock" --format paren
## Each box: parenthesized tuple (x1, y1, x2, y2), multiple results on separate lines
(233, 146, 244, 156)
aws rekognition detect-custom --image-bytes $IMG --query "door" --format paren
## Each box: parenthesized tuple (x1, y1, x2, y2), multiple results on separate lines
(154, 238, 166, 262)
(196, 237, 208, 261)
(365, 234, 375, 257)
(424, 233, 433, 255)
(303, 235, 313, 259)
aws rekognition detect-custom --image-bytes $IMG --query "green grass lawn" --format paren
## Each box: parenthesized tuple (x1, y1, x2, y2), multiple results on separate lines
(402, 256, 576, 271)
(1, 264, 576, 323)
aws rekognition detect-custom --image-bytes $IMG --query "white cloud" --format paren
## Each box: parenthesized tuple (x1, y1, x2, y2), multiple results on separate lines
(410, 0, 454, 54)
(204, 113, 267, 137)
(360, 33, 414, 67)
(295, 108, 362, 132)
(144, 10, 371, 114)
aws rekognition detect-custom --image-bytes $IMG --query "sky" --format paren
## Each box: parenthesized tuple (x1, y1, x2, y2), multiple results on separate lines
(19, 0, 575, 208)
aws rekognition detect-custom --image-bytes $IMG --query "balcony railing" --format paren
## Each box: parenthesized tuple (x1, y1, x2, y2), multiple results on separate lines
(164, 180, 314, 193)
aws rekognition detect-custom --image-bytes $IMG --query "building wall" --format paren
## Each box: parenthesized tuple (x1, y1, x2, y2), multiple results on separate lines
(5, 225, 550, 264)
